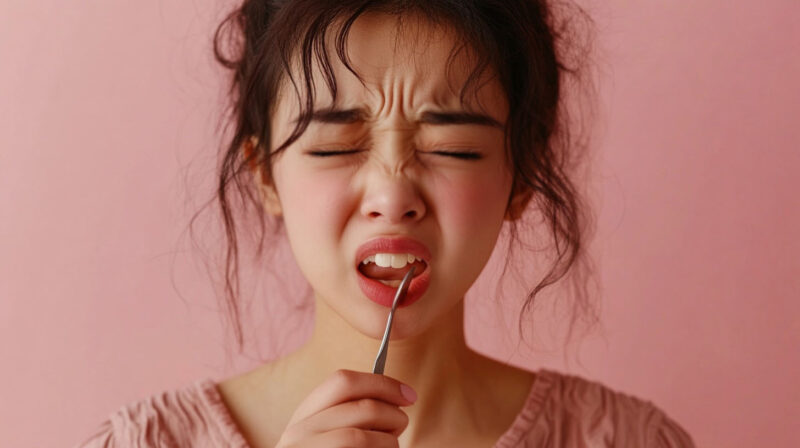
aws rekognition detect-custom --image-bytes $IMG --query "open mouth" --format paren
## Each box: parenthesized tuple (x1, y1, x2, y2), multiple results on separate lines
(354, 238, 433, 307)
(357, 255, 428, 287)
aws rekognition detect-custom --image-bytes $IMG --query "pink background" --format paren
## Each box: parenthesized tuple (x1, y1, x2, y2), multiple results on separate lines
(2, 1, 798, 447)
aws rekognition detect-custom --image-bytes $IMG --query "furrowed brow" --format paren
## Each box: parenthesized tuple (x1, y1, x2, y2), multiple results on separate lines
(294, 107, 503, 128)
(418, 111, 503, 128)
(293, 107, 367, 124)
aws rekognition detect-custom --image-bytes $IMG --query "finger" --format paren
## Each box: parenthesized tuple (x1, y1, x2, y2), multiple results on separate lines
(290, 369, 416, 423)
(297, 398, 409, 437)
(305, 427, 400, 448)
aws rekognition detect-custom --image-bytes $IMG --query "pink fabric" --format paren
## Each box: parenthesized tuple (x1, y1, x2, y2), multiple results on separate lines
(76, 369, 694, 447)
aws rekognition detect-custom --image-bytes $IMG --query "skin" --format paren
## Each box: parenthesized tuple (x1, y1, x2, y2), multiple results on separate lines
(219, 12, 536, 448)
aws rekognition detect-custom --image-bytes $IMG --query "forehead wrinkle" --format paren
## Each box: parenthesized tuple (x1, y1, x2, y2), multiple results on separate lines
(282, 13, 504, 127)
(372, 53, 479, 122)
(342, 13, 465, 98)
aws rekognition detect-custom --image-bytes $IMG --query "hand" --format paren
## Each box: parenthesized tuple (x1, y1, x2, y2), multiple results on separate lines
(274, 369, 417, 448)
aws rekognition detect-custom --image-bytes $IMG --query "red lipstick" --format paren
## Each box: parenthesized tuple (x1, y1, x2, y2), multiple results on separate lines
(355, 236, 431, 308)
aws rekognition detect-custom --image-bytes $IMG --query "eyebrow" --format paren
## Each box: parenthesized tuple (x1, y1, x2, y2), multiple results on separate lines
(294, 107, 503, 129)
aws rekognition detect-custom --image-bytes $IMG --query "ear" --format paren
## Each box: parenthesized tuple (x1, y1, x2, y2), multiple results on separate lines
(504, 187, 533, 221)
(243, 137, 283, 217)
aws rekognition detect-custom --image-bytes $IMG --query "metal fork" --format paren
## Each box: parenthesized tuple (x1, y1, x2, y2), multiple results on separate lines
(372, 266, 415, 375)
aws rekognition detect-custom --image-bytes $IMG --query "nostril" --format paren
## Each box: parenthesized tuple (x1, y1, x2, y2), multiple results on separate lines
(364, 210, 419, 220)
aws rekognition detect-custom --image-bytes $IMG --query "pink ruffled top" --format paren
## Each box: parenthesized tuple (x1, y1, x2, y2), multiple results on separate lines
(76, 369, 695, 447)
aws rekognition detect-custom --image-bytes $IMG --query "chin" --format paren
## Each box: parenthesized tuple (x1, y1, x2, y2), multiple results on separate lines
(345, 305, 426, 341)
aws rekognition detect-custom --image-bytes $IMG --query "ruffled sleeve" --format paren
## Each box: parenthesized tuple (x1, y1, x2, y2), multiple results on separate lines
(74, 407, 179, 448)
(502, 369, 696, 447)
(74, 379, 247, 448)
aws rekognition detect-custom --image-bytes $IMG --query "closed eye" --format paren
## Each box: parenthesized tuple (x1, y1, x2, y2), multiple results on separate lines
(306, 149, 482, 160)
(430, 151, 483, 160)
(307, 149, 362, 157)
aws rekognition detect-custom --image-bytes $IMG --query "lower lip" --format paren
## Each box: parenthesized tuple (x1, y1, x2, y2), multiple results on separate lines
(356, 265, 430, 308)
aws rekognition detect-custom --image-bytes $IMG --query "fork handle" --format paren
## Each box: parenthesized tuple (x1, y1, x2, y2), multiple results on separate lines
(372, 312, 394, 374)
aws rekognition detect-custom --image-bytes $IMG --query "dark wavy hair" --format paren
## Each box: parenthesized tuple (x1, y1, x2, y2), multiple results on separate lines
(197, 0, 599, 357)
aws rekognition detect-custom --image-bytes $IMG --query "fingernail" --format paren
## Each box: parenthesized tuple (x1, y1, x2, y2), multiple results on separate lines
(400, 384, 417, 403)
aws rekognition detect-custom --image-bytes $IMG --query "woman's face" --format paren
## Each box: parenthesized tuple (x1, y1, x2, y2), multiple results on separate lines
(262, 13, 516, 339)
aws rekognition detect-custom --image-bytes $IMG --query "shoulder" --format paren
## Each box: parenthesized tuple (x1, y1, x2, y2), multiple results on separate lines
(517, 369, 695, 447)
(74, 379, 249, 448)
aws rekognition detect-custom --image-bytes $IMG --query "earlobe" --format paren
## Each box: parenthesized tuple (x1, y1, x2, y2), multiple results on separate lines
(260, 183, 283, 217)
(243, 136, 283, 217)
(504, 188, 533, 221)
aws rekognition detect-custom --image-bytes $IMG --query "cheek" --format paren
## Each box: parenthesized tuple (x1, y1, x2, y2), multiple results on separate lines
(433, 167, 511, 276)
(281, 170, 352, 232)
(274, 167, 355, 293)
(434, 170, 511, 231)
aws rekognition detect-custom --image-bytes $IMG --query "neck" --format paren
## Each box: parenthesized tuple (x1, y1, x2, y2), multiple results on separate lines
(299, 294, 477, 386)
(283, 295, 494, 441)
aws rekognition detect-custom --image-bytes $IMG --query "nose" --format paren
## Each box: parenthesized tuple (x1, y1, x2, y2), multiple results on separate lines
(360, 173, 426, 224)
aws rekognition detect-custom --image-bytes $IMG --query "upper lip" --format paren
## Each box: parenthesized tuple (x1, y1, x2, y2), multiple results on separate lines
(355, 236, 432, 267)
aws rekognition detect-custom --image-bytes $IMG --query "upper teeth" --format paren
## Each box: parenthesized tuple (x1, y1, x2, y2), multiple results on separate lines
(362, 253, 423, 268)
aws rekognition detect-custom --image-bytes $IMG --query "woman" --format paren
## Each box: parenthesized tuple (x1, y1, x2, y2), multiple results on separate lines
(79, 1, 695, 446)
